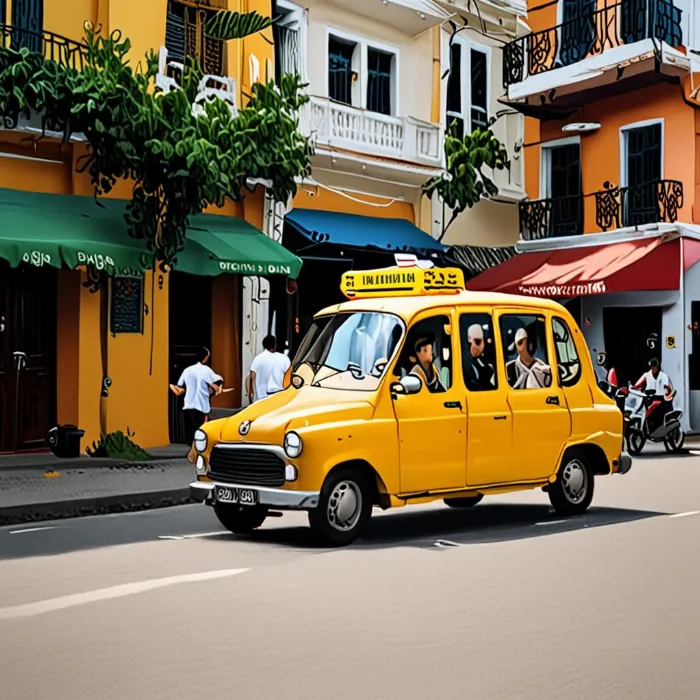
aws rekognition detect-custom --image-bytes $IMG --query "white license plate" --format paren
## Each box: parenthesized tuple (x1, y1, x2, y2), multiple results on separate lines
(214, 486, 259, 506)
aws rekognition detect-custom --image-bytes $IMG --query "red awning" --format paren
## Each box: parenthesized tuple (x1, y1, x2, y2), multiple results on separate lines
(466, 237, 681, 297)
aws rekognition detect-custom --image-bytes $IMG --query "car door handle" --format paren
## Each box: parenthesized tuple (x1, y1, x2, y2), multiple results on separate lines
(444, 401, 462, 409)
(493, 415, 508, 421)
(546, 396, 560, 405)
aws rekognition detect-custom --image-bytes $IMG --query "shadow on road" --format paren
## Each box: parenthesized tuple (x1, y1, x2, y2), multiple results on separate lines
(242, 502, 666, 551)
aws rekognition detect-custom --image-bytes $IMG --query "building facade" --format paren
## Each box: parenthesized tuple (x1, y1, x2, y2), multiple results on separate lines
(0, 0, 299, 452)
(467, 0, 700, 432)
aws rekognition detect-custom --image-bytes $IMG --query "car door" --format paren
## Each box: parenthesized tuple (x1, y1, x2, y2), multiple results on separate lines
(496, 309, 572, 482)
(459, 308, 514, 487)
(392, 309, 467, 494)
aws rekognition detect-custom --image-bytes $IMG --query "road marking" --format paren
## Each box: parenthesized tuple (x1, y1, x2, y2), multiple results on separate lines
(8, 526, 60, 535)
(159, 531, 229, 541)
(0, 568, 250, 622)
(534, 520, 567, 526)
(669, 511, 699, 519)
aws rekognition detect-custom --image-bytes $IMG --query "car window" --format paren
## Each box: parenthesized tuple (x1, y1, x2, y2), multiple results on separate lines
(394, 314, 452, 393)
(459, 312, 498, 391)
(499, 314, 553, 390)
(552, 317, 582, 387)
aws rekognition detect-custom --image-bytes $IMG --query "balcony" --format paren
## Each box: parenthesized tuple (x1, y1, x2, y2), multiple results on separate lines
(502, 0, 687, 116)
(305, 96, 443, 171)
(0, 24, 86, 70)
(519, 179, 683, 241)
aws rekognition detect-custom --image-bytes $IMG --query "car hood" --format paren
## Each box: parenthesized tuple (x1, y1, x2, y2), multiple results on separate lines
(215, 386, 376, 445)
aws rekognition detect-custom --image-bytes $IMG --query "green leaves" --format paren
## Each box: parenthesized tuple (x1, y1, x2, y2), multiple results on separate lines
(424, 123, 510, 235)
(0, 18, 312, 264)
(204, 11, 274, 41)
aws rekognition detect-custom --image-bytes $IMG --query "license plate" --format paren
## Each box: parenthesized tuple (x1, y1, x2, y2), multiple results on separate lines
(214, 486, 259, 506)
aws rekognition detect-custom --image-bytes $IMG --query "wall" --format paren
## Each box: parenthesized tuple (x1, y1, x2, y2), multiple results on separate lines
(685, 257, 700, 431)
(304, 0, 434, 124)
(43, 0, 97, 44)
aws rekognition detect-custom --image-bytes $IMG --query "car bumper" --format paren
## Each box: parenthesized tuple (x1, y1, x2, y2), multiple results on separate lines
(189, 481, 321, 510)
(616, 454, 632, 475)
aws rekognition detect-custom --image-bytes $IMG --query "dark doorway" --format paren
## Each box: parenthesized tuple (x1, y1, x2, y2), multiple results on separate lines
(546, 142, 582, 237)
(559, 0, 595, 68)
(0, 263, 57, 452)
(603, 306, 663, 388)
(11, 0, 43, 53)
(624, 123, 662, 227)
(168, 272, 212, 444)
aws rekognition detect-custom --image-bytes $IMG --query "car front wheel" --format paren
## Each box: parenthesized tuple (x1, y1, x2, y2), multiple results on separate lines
(548, 451, 594, 516)
(308, 467, 373, 547)
(214, 504, 268, 534)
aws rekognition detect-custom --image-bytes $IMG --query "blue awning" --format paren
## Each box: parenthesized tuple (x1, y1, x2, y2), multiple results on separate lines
(285, 209, 447, 256)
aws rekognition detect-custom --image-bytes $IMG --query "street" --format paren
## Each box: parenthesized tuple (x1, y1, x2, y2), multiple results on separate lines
(1, 448, 699, 700)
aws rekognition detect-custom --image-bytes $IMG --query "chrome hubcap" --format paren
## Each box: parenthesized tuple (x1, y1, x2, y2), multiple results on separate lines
(561, 459, 587, 504)
(327, 480, 362, 532)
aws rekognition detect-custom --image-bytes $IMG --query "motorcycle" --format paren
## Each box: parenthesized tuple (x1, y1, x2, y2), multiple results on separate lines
(599, 368, 684, 455)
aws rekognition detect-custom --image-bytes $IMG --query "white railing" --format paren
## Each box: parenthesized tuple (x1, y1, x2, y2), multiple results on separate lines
(155, 47, 238, 118)
(304, 96, 442, 167)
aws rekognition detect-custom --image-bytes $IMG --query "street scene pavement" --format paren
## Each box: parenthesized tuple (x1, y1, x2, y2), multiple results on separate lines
(1, 446, 698, 700)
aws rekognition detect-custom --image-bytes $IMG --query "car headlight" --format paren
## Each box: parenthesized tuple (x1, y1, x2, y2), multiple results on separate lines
(193, 429, 207, 453)
(283, 431, 303, 459)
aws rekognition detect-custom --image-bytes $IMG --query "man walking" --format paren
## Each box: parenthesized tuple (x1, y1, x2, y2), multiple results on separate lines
(247, 335, 291, 403)
(169, 346, 224, 445)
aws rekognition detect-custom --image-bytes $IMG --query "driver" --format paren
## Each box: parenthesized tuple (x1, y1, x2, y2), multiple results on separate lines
(409, 336, 445, 393)
(633, 358, 674, 433)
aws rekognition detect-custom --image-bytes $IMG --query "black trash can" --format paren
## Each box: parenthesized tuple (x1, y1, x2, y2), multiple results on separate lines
(46, 425, 86, 459)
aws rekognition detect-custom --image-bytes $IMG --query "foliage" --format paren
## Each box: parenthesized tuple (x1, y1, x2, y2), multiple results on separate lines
(204, 10, 274, 40)
(0, 21, 312, 263)
(86, 429, 152, 461)
(423, 124, 510, 239)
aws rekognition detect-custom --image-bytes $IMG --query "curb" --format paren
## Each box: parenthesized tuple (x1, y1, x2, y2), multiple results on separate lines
(0, 488, 194, 527)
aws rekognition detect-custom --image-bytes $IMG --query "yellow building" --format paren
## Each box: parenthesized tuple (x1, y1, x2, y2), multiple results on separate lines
(0, 0, 299, 453)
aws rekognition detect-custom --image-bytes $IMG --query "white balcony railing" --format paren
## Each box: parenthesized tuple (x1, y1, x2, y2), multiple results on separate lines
(304, 97, 443, 168)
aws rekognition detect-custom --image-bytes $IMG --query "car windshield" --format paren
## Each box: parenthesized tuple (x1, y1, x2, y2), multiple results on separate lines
(292, 312, 404, 391)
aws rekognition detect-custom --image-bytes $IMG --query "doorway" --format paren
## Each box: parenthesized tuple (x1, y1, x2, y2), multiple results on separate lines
(168, 272, 212, 444)
(622, 122, 662, 226)
(603, 306, 663, 388)
(11, 0, 43, 52)
(542, 141, 582, 237)
(0, 263, 57, 452)
(559, 0, 595, 68)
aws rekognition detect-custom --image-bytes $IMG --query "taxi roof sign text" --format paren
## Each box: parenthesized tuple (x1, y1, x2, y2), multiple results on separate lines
(341, 266, 465, 300)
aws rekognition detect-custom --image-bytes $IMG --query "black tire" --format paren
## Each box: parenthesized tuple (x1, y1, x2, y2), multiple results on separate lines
(308, 467, 373, 547)
(548, 450, 594, 516)
(664, 428, 685, 453)
(627, 430, 646, 456)
(444, 494, 484, 508)
(214, 504, 268, 534)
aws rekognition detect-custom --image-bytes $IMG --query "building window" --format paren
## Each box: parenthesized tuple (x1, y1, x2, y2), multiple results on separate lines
(273, 0, 304, 84)
(621, 121, 663, 227)
(445, 39, 490, 136)
(165, 0, 224, 76)
(327, 32, 397, 115)
(110, 277, 144, 335)
(540, 140, 583, 237)
(11, 0, 44, 53)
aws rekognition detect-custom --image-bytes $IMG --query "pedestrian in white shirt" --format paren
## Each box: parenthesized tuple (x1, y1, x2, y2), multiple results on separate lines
(169, 346, 224, 444)
(633, 358, 675, 433)
(247, 335, 291, 403)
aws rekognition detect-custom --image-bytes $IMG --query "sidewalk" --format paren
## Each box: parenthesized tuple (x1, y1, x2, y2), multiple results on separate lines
(0, 448, 194, 526)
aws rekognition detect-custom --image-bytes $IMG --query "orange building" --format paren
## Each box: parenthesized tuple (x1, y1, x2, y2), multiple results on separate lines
(467, 0, 700, 433)
(0, 0, 300, 453)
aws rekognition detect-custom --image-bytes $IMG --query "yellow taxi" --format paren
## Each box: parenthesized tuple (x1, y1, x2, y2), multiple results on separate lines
(190, 263, 631, 546)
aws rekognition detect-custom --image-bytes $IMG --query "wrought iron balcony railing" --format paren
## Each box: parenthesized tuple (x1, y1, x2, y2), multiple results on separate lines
(519, 179, 683, 241)
(0, 24, 87, 70)
(503, 0, 683, 88)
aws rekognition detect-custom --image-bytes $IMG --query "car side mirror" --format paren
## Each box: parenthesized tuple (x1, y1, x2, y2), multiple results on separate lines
(391, 374, 422, 395)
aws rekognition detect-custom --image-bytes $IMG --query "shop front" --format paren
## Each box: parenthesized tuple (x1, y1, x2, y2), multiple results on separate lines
(467, 231, 700, 433)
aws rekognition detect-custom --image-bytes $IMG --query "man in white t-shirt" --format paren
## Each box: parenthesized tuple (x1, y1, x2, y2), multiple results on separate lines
(169, 346, 223, 444)
(247, 335, 291, 403)
(633, 358, 675, 433)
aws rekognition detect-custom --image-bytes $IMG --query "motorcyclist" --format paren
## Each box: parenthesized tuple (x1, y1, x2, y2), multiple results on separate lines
(632, 358, 675, 434)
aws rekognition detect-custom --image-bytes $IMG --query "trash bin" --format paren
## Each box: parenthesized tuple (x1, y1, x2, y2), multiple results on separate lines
(46, 425, 85, 459)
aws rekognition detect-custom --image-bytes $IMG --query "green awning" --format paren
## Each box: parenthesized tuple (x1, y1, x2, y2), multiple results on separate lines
(0, 189, 302, 279)
(179, 214, 302, 280)
(0, 188, 151, 275)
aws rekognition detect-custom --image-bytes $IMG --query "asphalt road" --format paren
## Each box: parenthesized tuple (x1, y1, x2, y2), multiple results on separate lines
(1, 447, 699, 700)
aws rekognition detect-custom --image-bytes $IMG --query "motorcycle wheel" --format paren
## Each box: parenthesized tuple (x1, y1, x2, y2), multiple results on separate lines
(664, 428, 685, 453)
(627, 430, 646, 456)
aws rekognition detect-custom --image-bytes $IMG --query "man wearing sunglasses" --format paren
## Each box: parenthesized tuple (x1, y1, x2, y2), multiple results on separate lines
(463, 323, 495, 391)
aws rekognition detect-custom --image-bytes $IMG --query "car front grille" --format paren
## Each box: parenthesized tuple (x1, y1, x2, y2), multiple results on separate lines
(208, 446, 285, 487)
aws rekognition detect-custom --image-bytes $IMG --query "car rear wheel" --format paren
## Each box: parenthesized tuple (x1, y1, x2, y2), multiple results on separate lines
(548, 451, 594, 516)
(308, 467, 373, 547)
(444, 494, 484, 508)
(214, 504, 268, 534)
